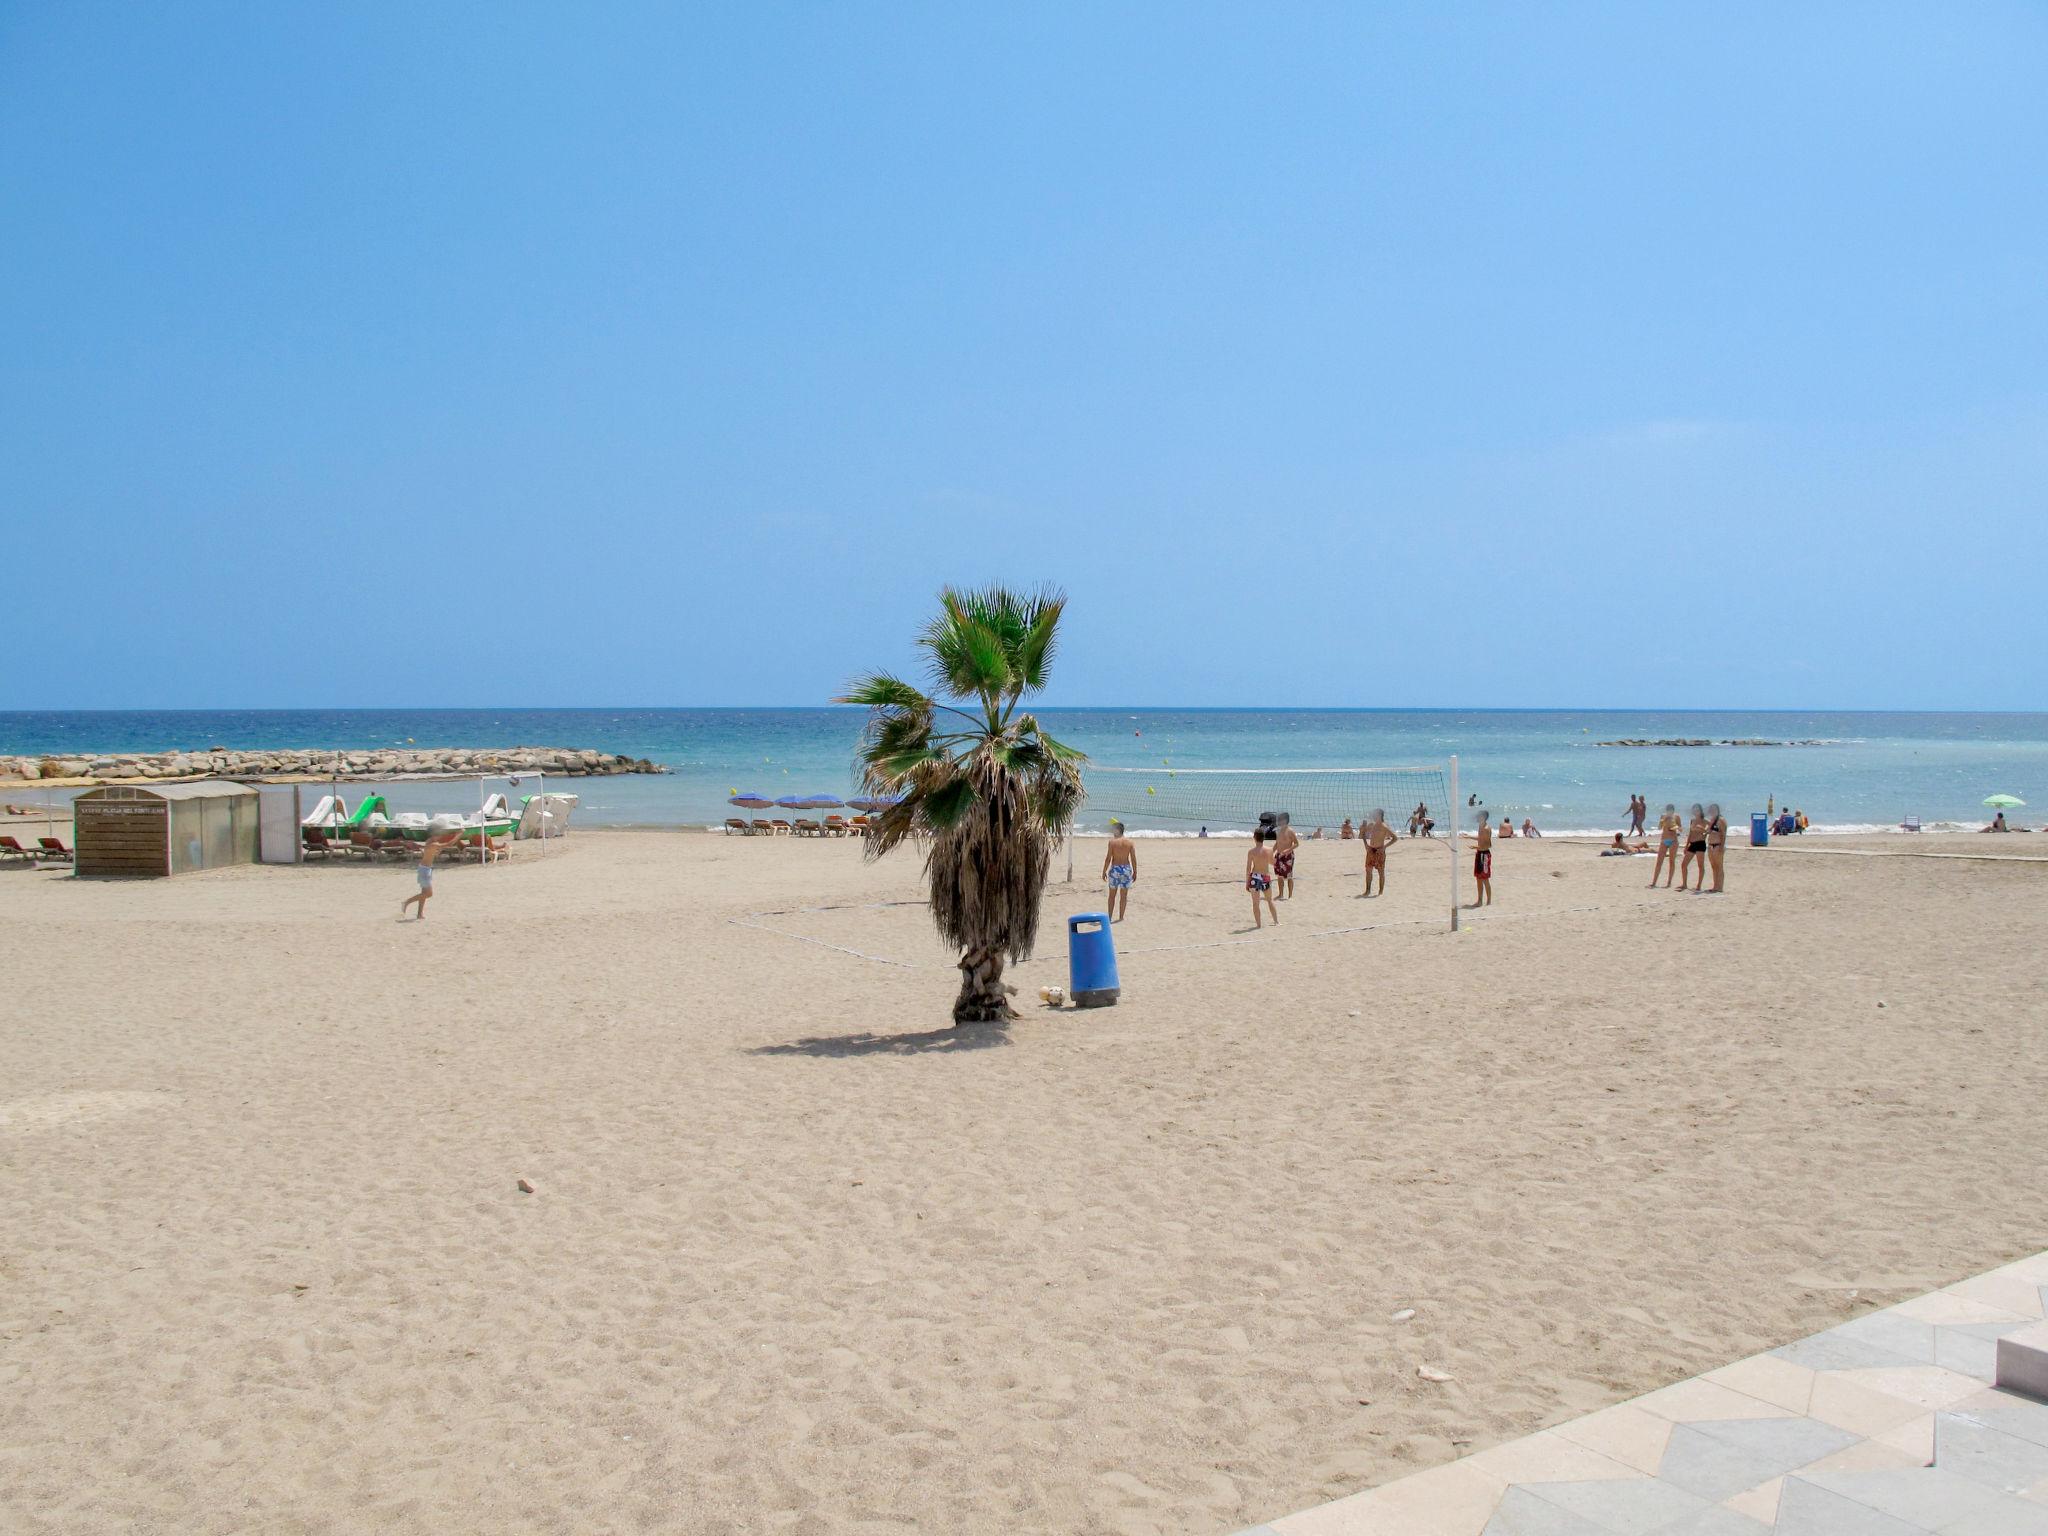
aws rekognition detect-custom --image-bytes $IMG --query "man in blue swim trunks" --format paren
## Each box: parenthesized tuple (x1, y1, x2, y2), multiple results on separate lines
(1101, 819, 1137, 921)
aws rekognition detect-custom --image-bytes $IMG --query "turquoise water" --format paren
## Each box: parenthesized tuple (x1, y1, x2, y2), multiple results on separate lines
(2, 709, 2044, 834)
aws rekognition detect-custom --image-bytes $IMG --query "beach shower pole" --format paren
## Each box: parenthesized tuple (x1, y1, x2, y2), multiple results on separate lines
(1449, 754, 1460, 933)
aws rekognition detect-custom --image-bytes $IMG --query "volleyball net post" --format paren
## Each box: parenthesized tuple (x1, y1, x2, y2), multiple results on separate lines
(1449, 753, 1460, 934)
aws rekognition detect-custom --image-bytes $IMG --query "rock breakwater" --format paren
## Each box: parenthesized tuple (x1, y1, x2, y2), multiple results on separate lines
(0, 746, 667, 784)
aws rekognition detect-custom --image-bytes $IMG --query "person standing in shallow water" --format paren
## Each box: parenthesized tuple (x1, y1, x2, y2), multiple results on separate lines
(1630, 794, 1647, 836)
(1470, 811, 1494, 907)
(1101, 820, 1137, 922)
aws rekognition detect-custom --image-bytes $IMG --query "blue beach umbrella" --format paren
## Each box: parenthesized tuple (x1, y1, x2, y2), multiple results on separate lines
(801, 794, 845, 809)
(847, 794, 899, 813)
(729, 791, 774, 810)
(774, 795, 810, 811)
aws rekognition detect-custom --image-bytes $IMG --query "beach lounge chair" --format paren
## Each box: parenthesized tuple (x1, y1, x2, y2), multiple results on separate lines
(792, 818, 821, 837)
(348, 829, 385, 861)
(724, 818, 751, 835)
(848, 816, 870, 837)
(301, 828, 336, 859)
(751, 819, 774, 835)
(38, 836, 73, 862)
(823, 815, 849, 836)
(0, 835, 34, 861)
(770, 819, 792, 836)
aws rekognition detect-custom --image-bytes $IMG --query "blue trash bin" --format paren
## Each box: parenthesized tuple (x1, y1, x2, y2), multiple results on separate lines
(1751, 812, 1769, 847)
(1067, 912, 1120, 1008)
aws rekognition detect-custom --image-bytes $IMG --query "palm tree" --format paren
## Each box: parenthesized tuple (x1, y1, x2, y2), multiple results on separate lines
(837, 586, 1085, 1023)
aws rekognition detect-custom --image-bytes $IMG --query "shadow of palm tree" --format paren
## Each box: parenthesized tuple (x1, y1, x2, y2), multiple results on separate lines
(748, 1022, 1012, 1057)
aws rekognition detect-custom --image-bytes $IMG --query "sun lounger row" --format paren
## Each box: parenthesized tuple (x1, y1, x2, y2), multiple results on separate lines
(302, 828, 510, 862)
(0, 834, 71, 862)
(722, 816, 869, 837)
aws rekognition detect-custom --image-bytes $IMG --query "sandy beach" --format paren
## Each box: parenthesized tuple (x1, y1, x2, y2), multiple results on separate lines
(5, 829, 2046, 1534)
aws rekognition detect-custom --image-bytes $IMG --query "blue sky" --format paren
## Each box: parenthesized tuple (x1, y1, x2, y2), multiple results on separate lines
(3, 3, 2043, 709)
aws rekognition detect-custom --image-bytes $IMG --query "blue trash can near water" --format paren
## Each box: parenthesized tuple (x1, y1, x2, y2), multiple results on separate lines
(1067, 913, 1121, 1007)
(1751, 812, 1769, 847)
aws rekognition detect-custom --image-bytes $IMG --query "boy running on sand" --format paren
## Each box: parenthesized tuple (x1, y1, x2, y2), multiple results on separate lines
(1361, 809, 1397, 897)
(1245, 829, 1279, 928)
(1272, 814, 1298, 900)
(399, 827, 463, 921)
(1469, 811, 1494, 907)
(1101, 820, 1137, 921)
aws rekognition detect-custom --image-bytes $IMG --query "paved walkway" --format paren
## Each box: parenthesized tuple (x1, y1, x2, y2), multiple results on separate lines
(1234, 1251, 2048, 1534)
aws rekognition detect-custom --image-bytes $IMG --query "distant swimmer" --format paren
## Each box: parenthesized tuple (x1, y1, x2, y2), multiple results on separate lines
(1469, 811, 1494, 906)
(1101, 819, 1137, 922)
(1245, 827, 1278, 928)
(1361, 809, 1398, 897)
(1272, 813, 1299, 900)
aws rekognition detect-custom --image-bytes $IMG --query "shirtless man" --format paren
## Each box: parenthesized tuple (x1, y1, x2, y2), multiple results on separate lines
(1272, 813, 1299, 901)
(1361, 808, 1398, 897)
(1245, 828, 1278, 928)
(1470, 810, 1494, 907)
(1339, 818, 1354, 840)
(399, 826, 463, 921)
(1101, 819, 1137, 921)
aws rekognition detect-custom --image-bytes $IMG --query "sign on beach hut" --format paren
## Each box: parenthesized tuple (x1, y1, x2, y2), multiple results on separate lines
(73, 782, 260, 878)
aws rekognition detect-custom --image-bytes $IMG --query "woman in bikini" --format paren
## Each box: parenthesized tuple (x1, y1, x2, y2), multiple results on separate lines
(1650, 802, 1681, 888)
(1680, 803, 1707, 892)
(1705, 802, 1728, 893)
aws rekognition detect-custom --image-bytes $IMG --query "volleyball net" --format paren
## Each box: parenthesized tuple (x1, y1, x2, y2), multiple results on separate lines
(1082, 764, 1451, 837)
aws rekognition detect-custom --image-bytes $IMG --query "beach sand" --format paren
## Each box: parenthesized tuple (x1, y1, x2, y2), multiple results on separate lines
(4, 829, 2046, 1533)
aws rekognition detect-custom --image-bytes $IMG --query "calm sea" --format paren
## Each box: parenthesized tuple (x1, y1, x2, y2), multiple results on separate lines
(2, 709, 2044, 836)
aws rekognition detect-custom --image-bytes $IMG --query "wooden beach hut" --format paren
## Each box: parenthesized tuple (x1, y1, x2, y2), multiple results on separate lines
(73, 782, 260, 878)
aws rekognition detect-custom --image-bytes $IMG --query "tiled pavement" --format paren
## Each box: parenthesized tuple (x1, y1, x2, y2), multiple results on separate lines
(1232, 1251, 2048, 1535)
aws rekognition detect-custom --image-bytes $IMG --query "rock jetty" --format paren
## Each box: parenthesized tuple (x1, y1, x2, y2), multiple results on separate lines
(0, 746, 667, 784)
(1596, 738, 1825, 748)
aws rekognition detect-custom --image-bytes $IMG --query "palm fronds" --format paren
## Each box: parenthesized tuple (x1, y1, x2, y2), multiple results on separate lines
(835, 585, 1085, 1023)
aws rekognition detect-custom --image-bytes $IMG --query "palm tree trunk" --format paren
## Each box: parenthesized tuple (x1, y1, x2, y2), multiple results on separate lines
(953, 945, 1013, 1023)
